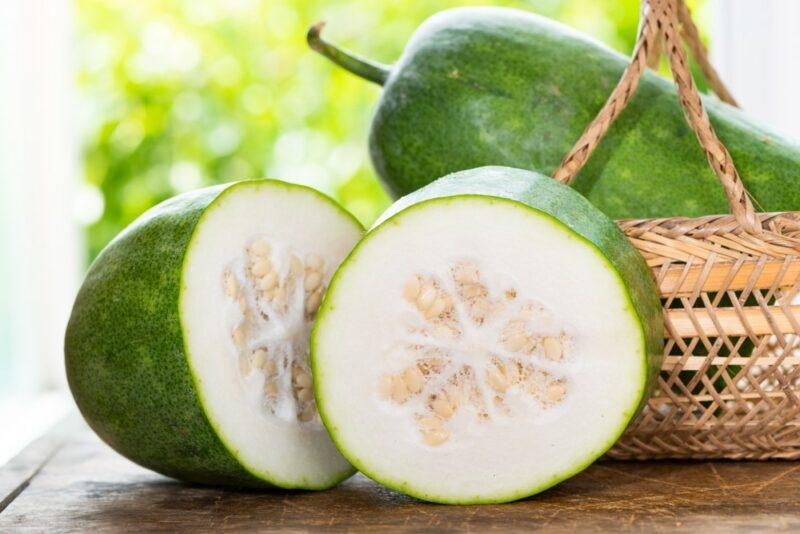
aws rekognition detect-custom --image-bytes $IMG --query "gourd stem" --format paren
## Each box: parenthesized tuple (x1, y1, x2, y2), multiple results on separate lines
(307, 22, 390, 86)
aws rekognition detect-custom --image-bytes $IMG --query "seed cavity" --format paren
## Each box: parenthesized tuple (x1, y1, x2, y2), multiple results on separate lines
(380, 261, 573, 447)
(222, 237, 329, 424)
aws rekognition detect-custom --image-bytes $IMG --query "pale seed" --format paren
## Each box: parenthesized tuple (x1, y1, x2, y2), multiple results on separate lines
(295, 370, 313, 389)
(471, 299, 490, 322)
(265, 359, 277, 376)
(239, 356, 251, 376)
(305, 290, 323, 314)
(304, 271, 323, 292)
(391, 376, 410, 403)
(403, 276, 421, 302)
(444, 384, 463, 406)
(258, 276, 274, 291)
(261, 271, 279, 291)
(275, 286, 287, 306)
(305, 253, 323, 271)
(523, 339, 536, 354)
(433, 324, 457, 339)
(432, 396, 454, 418)
(546, 382, 566, 403)
(252, 349, 267, 369)
(250, 239, 270, 257)
(505, 363, 521, 385)
(264, 381, 278, 396)
(528, 372, 547, 394)
(425, 298, 447, 320)
(418, 416, 444, 429)
(403, 366, 424, 394)
(461, 284, 485, 298)
(252, 258, 272, 277)
(503, 321, 523, 336)
(440, 295, 453, 313)
(238, 296, 249, 316)
(297, 387, 314, 402)
(543, 337, 563, 361)
(290, 255, 303, 276)
(232, 324, 246, 347)
(224, 272, 238, 299)
(454, 264, 479, 284)
(486, 364, 508, 393)
(503, 332, 528, 353)
(299, 404, 316, 422)
(378, 375, 393, 399)
(417, 284, 437, 311)
(420, 427, 449, 446)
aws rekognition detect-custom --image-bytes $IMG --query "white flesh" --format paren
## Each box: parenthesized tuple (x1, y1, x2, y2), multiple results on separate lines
(314, 198, 646, 502)
(182, 181, 361, 488)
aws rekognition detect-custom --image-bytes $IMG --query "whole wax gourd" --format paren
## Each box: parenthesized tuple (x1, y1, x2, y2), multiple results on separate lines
(309, 7, 800, 219)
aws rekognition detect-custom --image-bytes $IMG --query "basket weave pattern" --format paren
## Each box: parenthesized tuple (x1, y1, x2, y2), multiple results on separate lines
(553, 0, 800, 458)
(610, 213, 800, 459)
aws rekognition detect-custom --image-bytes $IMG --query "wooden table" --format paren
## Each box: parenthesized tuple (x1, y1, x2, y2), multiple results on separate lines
(2, 416, 800, 532)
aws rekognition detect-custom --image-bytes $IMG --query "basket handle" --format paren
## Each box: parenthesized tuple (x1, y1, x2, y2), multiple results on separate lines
(676, 0, 738, 107)
(552, 0, 761, 235)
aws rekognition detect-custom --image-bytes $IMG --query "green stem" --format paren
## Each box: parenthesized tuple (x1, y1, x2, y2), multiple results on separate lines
(307, 22, 391, 86)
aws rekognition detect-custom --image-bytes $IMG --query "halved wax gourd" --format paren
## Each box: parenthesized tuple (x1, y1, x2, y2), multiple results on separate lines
(312, 166, 663, 504)
(66, 179, 363, 489)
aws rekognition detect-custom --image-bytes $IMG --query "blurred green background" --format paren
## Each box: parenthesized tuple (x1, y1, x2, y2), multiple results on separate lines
(75, 0, 709, 262)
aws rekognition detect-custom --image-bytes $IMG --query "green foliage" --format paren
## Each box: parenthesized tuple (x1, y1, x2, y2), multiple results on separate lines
(76, 0, 708, 262)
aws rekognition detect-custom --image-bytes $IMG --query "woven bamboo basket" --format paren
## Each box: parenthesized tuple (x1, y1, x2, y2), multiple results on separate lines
(553, 0, 800, 459)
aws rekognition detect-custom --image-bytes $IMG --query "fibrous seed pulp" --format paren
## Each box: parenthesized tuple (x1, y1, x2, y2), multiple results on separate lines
(380, 262, 571, 446)
(223, 237, 327, 424)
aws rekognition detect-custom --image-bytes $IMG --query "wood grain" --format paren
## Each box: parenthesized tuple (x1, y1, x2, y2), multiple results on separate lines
(2, 416, 800, 532)
(0, 418, 76, 514)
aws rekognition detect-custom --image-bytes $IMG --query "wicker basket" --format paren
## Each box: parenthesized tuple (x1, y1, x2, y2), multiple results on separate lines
(553, 0, 800, 459)
(613, 212, 800, 459)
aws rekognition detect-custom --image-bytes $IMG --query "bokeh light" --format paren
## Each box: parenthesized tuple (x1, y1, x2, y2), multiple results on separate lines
(76, 0, 708, 261)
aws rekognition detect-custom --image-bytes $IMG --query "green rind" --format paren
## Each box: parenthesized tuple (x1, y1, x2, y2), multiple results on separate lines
(367, 7, 800, 217)
(312, 166, 664, 504)
(65, 179, 360, 489)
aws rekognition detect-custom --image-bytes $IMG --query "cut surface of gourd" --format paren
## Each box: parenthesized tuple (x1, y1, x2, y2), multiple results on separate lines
(312, 167, 662, 503)
(66, 180, 362, 489)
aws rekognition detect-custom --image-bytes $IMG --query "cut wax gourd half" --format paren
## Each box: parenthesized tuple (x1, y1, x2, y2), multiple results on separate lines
(65, 179, 363, 489)
(312, 167, 663, 503)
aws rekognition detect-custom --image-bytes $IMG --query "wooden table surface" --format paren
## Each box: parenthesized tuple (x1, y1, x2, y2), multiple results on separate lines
(2, 416, 800, 532)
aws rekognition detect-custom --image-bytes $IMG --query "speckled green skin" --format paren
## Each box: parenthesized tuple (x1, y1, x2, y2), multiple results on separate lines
(366, 7, 800, 218)
(313, 166, 663, 504)
(65, 180, 358, 489)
